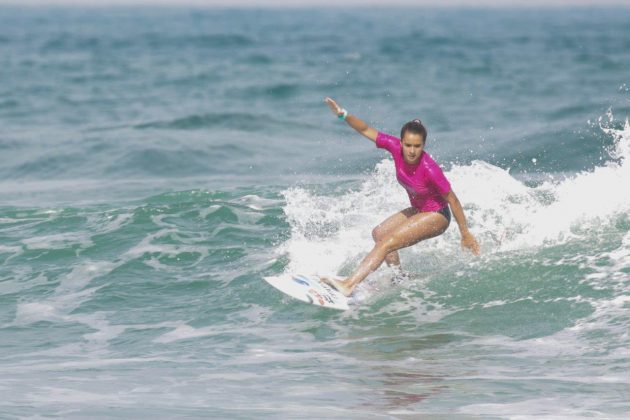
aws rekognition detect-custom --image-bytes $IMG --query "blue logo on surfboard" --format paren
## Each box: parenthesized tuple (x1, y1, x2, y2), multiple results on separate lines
(292, 275, 311, 287)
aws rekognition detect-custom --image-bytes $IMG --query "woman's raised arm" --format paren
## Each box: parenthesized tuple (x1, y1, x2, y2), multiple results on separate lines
(325, 97, 378, 143)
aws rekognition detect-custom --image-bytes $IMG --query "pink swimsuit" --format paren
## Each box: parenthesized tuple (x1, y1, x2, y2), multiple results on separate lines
(376, 131, 451, 212)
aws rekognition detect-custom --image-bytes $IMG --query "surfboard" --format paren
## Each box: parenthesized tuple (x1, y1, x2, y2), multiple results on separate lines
(264, 273, 350, 311)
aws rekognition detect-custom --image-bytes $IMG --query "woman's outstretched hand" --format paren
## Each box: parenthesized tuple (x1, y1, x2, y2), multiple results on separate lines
(461, 231, 481, 255)
(324, 97, 343, 117)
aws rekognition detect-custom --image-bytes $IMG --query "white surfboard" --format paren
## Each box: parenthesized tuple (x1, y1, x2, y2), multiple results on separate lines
(264, 273, 350, 311)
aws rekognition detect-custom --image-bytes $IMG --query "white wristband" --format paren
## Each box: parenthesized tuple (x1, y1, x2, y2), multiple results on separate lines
(337, 109, 348, 120)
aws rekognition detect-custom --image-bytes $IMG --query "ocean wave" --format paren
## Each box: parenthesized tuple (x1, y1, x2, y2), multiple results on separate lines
(240, 53, 273, 65)
(237, 83, 300, 100)
(138, 33, 254, 49)
(104, 148, 214, 177)
(12, 152, 87, 178)
(40, 33, 103, 52)
(0, 99, 19, 110)
(278, 116, 629, 288)
(40, 33, 255, 53)
(134, 112, 274, 131)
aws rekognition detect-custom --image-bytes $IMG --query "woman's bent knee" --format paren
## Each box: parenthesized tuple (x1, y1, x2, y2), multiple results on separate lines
(377, 237, 400, 255)
(372, 226, 383, 243)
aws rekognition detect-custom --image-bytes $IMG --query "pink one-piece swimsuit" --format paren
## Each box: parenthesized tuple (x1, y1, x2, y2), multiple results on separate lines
(376, 131, 451, 212)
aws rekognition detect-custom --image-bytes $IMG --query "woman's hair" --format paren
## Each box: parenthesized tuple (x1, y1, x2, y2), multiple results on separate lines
(400, 119, 427, 144)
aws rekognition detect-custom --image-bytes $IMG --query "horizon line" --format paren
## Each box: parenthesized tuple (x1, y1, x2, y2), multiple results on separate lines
(2, 0, 630, 8)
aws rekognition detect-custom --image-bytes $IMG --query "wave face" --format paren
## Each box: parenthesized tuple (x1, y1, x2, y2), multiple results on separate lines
(0, 6, 629, 418)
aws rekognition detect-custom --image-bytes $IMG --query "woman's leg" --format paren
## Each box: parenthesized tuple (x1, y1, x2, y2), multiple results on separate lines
(322, 211, 449, 296)
(372, 207, 418, 267)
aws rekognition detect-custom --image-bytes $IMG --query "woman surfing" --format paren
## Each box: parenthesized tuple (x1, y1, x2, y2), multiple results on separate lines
(321, 97, 480, 297)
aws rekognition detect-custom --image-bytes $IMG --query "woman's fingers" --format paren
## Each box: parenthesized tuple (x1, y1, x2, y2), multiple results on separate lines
(325, 97, 337, 110)
(324, 97, 341, 114)
(462, 236, 481, 255)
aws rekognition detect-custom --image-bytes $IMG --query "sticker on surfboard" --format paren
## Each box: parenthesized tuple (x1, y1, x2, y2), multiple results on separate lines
(264, 273, 350, 311)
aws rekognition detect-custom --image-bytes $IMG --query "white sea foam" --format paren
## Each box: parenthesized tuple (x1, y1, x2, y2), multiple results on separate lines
(459, 396, 612, 418)
(54, 260, 117, 294)
(280, 161, 407, 275)
(22, 231, 93, 250)
(123, 228, 209, 262)
(3, 356, 169, 373)
(14, 302, 58, 324)
(10, 259, 124, 350)
(234, 194, 280, 211)
(86, 211, 133, 235)
(0, 244, 24, 265)
(153, 323, 218, 343)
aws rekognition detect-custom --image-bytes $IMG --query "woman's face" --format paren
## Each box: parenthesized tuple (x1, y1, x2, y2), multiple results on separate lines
(401, 132, 425, 164)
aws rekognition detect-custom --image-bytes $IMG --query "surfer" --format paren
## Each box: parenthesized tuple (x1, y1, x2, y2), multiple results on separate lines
(321, 97, 480, 297)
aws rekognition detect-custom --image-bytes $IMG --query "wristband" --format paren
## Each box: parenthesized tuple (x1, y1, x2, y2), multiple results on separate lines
(337, 109, 348, 121)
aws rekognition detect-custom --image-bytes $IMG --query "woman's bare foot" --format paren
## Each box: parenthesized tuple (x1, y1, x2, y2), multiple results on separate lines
(319, 276, 354, 297)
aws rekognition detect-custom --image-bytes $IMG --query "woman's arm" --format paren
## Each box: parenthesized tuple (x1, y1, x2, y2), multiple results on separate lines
(443, 190, 480, 255)
(325, 97, 378, 143)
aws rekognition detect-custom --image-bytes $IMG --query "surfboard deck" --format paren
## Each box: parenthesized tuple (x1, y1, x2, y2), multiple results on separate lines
(264, 273, 350, 311)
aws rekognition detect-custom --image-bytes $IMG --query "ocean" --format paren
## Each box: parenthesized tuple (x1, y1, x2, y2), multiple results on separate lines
(1, 5, 629, 418)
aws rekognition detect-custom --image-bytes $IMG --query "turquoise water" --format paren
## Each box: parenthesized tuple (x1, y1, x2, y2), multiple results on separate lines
(1, 6, 629, 418)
